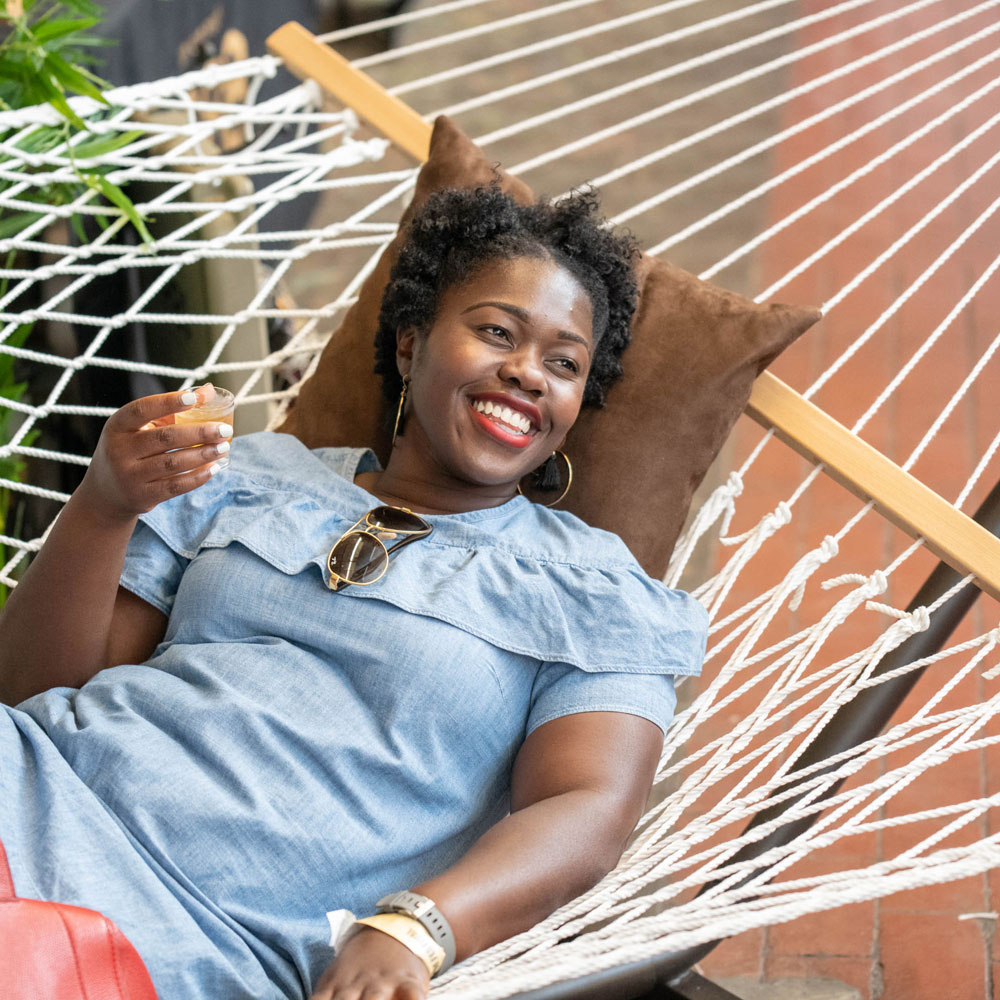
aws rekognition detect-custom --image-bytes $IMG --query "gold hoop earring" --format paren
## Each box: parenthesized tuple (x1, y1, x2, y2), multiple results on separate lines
(392, 376, 410, 448)
(517, 451, 572, 507)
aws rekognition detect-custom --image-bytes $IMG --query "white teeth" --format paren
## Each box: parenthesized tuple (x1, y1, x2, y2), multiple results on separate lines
(473, 399, 532, 434)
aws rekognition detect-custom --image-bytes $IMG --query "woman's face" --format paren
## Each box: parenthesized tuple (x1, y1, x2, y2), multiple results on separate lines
(398, 255, 595, 492)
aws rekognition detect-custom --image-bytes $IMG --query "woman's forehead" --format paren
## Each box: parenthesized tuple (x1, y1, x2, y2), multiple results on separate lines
(441, 256, 595, 338)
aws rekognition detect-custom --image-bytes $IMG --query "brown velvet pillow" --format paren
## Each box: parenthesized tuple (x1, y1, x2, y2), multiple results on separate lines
(277, 115, 820, 577)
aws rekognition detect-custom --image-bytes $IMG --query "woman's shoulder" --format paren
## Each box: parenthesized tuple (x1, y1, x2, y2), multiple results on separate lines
(150, 431, 377, 512)
(504, 501, 641, 570)
(399, 499, 708, 676)
(431, 494, 647, 578)
(134, 432, 375, 558)
(224, 431, 377, 492)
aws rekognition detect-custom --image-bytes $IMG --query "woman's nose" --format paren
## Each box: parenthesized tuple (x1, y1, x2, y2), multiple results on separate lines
(498, 350, 545, 395)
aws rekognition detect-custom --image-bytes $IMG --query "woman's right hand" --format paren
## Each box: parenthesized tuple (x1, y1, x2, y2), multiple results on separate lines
(78, 386, 233, 523)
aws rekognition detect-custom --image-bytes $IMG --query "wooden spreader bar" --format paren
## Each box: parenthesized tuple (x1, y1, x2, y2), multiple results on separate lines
(748, 375, 1000, 603)
(268, 21, 1000, 605)
(268, 22, 431, 162)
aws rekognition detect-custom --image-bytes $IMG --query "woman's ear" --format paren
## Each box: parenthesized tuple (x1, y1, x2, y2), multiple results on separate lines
(396, 326, 417, 379)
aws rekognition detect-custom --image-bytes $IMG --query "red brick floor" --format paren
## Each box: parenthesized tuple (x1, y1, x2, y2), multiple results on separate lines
(696, 4, 1000, 997)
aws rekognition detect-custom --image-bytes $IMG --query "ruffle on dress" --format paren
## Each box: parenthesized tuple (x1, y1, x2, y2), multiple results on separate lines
(138, 432, 707, 677)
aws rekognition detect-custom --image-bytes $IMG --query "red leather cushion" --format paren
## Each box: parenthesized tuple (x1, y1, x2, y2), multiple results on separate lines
(0, 841, 157, 1000)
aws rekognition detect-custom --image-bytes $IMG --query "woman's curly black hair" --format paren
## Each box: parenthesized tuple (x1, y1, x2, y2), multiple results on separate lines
(374, 185, 639, 409)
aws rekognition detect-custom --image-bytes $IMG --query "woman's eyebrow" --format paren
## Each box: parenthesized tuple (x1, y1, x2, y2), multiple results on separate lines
(462, 300, 592, 352)
(461, 300, 529, 321)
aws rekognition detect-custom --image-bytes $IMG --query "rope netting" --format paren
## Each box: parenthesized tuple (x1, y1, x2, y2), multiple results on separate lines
(0, 52, 393, 559)
(3, 1, 1000, 996)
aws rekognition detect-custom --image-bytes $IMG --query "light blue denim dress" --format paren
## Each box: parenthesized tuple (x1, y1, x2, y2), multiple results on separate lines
(1, 432, 707, 999)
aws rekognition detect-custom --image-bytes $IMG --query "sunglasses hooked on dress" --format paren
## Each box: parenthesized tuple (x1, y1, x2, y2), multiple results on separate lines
(327, 506, 433, 591)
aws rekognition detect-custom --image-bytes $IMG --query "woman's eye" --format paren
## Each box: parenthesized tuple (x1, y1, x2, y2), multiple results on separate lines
(483, 325, 512, 342)
(552, 357, 581, 375)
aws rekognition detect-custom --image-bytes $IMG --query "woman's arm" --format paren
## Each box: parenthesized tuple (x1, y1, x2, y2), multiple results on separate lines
(0, 388, 229, 705)
(311, 710, 663, 999)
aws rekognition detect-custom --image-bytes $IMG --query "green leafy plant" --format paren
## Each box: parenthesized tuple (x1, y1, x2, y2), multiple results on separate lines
(0, 0, 109, 123)
(0, 0, 152, 242)
(0, 1, 152, 605)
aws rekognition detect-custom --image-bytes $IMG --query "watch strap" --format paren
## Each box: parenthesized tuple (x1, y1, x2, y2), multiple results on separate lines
(356, 913, 445, 976)
(375, 891, 456, 975)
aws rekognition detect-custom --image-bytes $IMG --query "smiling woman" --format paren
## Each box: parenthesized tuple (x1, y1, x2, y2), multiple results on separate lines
(366, 186, 638, 512)
(0, 184, 707, 1000)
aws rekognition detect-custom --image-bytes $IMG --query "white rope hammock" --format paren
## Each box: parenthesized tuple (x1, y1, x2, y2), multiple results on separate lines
(3, 1, 1000, 996)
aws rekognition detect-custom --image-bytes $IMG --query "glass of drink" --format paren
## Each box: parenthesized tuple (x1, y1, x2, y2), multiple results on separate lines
(175, 385, 235, 469)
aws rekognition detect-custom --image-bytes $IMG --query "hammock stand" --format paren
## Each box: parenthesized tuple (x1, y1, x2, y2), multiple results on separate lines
(264, 22, 1000, 999)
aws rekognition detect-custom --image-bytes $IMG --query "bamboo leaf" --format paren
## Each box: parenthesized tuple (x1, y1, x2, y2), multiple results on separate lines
(32, 15, 98, 43)
(17, 124, 65, 154)
(34, 72, 87, 128)
(9, 323, 33, 349)
(46, 92, 86, 129)
(0, 380, 28, 400)
(52, 0, 102, 17)
(50, 34, 113, 51)
(43, 50, 107, 104)
(69, 208, 85, 242)
(91, 174, 153, 244)
(72, 128, 141, 159)
(0, 210, 44, 238)
(0, 57, 31, 83)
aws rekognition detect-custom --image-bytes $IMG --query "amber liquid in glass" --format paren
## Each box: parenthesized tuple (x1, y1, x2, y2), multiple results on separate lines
(175, 387, 235, 468)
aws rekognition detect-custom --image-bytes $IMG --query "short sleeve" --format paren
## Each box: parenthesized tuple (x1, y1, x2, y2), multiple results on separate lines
(115, 436, 377, 617)
(119, 519, 189, 616)
(526, 661, 678, 737)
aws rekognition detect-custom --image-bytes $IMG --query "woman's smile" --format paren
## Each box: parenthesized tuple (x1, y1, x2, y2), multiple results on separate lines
(468, 393, 541, 447)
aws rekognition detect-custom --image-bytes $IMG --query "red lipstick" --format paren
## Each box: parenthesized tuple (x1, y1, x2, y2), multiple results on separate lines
(469, 401, 536, 448)
(470, 392, 542, 429)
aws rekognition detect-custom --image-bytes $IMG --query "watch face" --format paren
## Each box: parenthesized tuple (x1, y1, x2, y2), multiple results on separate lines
(380, 891, 420, 909)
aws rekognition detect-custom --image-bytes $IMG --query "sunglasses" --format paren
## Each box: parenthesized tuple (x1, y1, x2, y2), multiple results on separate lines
(327, 505, 433, 591)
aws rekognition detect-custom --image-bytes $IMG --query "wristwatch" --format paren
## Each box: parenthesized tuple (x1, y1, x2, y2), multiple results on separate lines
(375, 891, 456, 975)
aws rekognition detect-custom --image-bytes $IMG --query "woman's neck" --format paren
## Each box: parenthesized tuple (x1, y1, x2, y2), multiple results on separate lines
(355, 450, 519, 515)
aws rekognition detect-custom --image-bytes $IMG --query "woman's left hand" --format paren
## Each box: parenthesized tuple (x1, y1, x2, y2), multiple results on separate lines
(310, 926, 431, 1000)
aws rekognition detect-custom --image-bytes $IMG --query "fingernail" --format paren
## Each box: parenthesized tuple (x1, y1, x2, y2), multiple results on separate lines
(218, 424, 233, 438)
(181, 392, 197, 405)
(216, 440, 230, 456)
(208, 462, 221, 476)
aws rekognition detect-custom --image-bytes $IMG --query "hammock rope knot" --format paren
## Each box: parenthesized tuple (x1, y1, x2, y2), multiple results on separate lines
(665, 470, 744, 587)
(821, 568, 889, 594)
(787, 534, 839, 611)
(699, 500, 796, 615)
(981, 627, 1000, 680)
(864, 603, 929, 635)
(721, 498, 792, 547)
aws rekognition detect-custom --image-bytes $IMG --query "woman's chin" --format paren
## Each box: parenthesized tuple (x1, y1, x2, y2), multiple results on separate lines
(443, 453, 540, 495)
